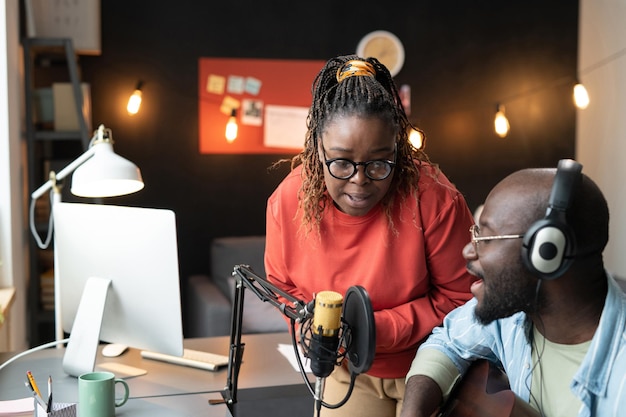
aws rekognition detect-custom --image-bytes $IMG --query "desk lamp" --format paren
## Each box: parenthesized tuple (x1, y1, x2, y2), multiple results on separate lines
(30, 124, 144, 342)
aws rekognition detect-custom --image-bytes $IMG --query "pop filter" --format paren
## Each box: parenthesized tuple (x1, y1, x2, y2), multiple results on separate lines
(342, 286, 375, 375)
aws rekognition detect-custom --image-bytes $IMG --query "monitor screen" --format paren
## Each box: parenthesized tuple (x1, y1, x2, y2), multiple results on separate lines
(53, 202, 184, 376)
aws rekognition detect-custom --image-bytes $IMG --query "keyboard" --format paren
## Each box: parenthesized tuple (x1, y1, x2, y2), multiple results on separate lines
(140, 348, 230, 371)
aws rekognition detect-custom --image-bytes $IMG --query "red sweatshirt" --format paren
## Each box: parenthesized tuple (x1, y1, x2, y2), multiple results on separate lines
(265, 162, 476, 379)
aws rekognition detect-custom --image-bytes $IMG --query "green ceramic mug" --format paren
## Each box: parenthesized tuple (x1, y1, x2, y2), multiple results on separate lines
(78, 371, 129, 417)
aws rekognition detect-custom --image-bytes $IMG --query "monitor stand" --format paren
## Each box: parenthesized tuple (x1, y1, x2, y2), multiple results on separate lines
(62, 277, 145, 378)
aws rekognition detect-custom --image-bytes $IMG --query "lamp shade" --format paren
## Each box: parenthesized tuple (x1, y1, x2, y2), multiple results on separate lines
(71, 141, 144, 197)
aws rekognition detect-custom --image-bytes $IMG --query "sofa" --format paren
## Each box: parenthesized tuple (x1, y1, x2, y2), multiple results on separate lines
(184, 235, 289, 338)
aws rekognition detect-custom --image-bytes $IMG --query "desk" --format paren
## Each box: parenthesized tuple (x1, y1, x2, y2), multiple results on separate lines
(0, 333, 313, 416)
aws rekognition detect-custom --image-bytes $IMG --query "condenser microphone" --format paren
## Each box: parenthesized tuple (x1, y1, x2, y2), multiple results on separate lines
(309, 290, 343, 414)
(309, 290, 343, 378)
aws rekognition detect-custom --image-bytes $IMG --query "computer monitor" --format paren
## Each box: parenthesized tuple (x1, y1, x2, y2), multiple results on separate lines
(53, 202, 184, 377)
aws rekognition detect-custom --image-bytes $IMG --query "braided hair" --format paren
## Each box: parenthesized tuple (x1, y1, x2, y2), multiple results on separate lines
(287, 55, 432, 234)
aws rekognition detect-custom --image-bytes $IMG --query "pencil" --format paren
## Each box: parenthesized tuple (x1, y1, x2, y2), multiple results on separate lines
(26, 371, 42, 398)
(47, 376, 53, 413)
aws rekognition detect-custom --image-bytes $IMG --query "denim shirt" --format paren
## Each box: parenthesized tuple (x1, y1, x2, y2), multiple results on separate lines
(418, 273, 626, 417)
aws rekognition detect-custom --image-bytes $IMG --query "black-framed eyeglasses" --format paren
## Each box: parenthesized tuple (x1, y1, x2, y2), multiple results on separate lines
(321, 143, 396, 181)
(469, 225, 524, 252)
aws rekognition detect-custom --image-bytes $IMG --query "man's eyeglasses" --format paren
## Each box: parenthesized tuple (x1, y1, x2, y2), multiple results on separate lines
(469, 225, 524, 251)
(321, 143, 396, 181)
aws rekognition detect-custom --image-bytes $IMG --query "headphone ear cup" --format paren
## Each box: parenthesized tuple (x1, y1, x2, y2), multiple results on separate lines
(522, 159, 582, 280)
(522, 219, 573, 280)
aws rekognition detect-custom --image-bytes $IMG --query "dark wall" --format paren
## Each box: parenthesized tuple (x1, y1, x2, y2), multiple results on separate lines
(79, 0, 578, 309)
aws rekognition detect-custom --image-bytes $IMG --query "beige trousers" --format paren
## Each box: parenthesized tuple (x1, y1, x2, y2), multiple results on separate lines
(319, 363, 406, 417)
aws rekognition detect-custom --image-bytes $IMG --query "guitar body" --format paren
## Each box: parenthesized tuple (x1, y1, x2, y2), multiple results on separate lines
(438, 360, 540, 417)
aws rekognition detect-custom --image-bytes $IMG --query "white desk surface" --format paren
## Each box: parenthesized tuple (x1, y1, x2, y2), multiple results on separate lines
(0, 332, 312, 417)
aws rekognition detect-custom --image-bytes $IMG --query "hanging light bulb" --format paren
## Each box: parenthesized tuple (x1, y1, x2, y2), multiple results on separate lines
(408, 126, 424, 150)
(573, 83, 590, 109)
(127, 81, 144, 115)
(494, 104, 510, 138)
(225, 109, 238, 142)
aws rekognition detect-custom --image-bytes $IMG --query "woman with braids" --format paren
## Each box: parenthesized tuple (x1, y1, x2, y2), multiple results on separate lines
(265, 55, 476, 417)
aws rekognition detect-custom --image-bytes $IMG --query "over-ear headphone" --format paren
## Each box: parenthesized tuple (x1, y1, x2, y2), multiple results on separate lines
(522, 159, 582, 280)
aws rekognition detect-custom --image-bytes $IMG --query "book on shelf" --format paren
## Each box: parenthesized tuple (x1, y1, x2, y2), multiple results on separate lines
(40, 269, 55, 311)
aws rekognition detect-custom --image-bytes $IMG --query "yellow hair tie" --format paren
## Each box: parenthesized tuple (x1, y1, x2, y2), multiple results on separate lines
(336, 60, 376, 82)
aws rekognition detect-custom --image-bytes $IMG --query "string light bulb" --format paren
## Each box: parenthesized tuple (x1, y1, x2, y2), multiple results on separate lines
(494, 104, 510, 138)
(225, 109, 238, 142)
(127, 81, 144, 115)
(573, 83, 590, 109)
(408, 126, 424, 150)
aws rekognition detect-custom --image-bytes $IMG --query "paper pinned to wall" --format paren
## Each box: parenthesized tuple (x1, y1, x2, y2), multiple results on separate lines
(206, 74, 226, 94)
(26, 0, 101, 54)
(263, 105, 308, 150)
(227, 75, 245, 94)
(220, 96, 241, 115)
(245, 77, 262, 95)
(241, 99, 263, 126)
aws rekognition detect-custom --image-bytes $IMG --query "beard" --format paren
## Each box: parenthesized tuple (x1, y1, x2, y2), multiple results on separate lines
(473, 261, 539, 325)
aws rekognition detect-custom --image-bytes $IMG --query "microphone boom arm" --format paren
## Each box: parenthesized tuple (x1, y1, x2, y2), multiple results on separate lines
(234, 264, 311, 322)
(214, 264, 375, 415)
(216, 264, 313, 409)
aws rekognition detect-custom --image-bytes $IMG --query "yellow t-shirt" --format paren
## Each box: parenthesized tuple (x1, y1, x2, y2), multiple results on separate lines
(529, 326, 591, 417)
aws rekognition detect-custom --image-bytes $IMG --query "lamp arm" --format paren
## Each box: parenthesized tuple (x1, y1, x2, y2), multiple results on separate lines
(31, 146, 97, 200)
(29, 142, 96, 250)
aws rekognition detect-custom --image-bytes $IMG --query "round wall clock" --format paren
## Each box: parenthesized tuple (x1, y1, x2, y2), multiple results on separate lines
(356, 30, 405, 77)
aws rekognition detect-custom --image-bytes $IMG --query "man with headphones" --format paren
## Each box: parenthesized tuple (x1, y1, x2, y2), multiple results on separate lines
(400, 159, 626, 417)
